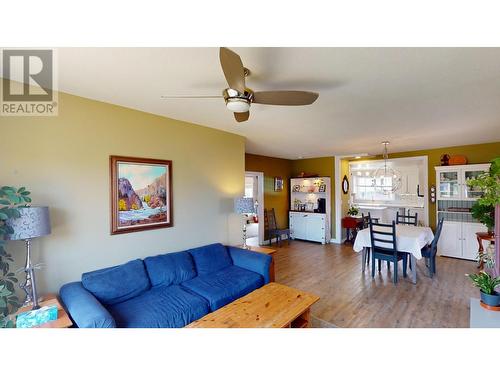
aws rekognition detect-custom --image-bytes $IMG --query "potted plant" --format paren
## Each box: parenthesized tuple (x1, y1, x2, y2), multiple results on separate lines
(467, 157, 500, 277)
(470, 202, 495, 235)
(347, 205, 359, 217)
(467, 271, 500, 308)
(0, 186, 32, 328)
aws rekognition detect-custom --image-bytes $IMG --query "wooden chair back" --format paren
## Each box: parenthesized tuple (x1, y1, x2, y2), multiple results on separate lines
(268, 208, 278, 231)
(361, 212, 372, 229)
(396, 212, 418, 226)
(369, 221, 398, 256)
(429, 218, 444, 256)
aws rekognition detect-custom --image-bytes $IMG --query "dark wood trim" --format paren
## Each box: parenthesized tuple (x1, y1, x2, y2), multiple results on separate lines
(110, 155, 173, 235)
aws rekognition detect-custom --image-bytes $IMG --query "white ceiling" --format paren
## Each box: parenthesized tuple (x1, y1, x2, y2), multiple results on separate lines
(54, 48, 500, 159)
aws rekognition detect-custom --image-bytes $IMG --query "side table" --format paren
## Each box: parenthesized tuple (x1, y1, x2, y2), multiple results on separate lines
(247, 245, 277, 282)
(15, 294, 72, 328)
(476, 232, 495, 270)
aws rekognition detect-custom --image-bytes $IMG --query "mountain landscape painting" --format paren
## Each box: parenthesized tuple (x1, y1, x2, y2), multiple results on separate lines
(110, 156, 172, 234)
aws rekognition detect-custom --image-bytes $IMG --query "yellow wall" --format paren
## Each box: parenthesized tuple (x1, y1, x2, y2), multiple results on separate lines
(291, 157, 335, 237)
(358, 141, 500, 228)
(245, 154, 292, 230)
(1, 87, 245, 294)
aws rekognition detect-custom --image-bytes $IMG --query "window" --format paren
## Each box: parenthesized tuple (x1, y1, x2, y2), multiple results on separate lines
(244, 176, 254, 198)
(352, 174, 395, 201)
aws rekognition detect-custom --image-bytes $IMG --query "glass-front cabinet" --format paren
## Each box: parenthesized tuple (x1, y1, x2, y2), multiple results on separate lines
(435, 164, 490, 200)
(438, 171, 460, 199)
(463, 169, 486, 199)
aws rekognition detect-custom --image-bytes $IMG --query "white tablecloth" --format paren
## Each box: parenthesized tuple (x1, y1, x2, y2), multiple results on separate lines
(353, 225, 434, 260)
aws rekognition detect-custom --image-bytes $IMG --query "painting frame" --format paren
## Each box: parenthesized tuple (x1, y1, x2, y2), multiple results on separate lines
(110, 155, 173, 235)
(274, 176, 284, 192)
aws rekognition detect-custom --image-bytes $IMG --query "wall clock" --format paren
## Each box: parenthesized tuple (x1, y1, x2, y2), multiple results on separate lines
(342, 175, 349, 194)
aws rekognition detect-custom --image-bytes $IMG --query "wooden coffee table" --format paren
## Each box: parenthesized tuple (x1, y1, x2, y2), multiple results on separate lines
(186, 282, 319, 328)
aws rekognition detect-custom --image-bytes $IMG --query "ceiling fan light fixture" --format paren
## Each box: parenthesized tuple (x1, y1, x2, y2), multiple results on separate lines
(226, 98, 251, 113)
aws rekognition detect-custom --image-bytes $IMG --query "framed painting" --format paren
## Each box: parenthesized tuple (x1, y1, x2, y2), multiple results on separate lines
(110, 155, 173, 235)
(274, 176, 283, 192)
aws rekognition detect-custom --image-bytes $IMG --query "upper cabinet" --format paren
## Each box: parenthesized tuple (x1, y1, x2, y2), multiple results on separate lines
(435, 164, 490, 201)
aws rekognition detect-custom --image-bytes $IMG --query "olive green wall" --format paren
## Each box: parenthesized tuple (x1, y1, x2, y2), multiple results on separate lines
(359, 141, 500, 228)
(291, 157, 336, 237)
(245, 154, 293, 229)
(1, 85, 245, 295)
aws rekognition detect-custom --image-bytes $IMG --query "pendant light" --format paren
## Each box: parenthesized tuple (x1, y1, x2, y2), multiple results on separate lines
(372, 141, 402, 194)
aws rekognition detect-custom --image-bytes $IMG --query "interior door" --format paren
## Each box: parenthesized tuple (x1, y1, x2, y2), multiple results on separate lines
(438, 221, 462, 258)
(462, 222, 487, 261)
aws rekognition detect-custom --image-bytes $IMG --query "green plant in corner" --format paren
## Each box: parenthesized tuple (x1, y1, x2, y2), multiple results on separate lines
(0, 186, 32, 328)
(470, 202, 495, 234)
(467, 158, 500, 228)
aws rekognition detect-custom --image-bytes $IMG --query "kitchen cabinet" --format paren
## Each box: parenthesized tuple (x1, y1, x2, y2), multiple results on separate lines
(289, 212, 328, 244)
(435, 164, 490, 201)
(438, 221, 487, 260)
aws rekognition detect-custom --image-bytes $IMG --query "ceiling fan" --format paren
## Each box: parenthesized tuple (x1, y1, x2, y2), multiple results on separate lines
(161, 47, 319, 123)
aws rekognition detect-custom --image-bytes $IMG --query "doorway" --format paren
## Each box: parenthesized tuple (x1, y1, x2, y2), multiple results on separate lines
(244, 171, 264, 246)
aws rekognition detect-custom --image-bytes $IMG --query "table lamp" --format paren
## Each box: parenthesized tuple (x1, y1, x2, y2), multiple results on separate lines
(6, 206, 51, 310)
(234, 197, 255, 249)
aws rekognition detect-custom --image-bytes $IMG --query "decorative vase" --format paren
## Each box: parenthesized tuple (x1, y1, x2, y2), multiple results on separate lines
(480, 291, 500, 308)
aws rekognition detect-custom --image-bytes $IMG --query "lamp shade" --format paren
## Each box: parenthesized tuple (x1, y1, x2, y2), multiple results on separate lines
(5, 206, 51, 240)
(234, 197, 255, 214)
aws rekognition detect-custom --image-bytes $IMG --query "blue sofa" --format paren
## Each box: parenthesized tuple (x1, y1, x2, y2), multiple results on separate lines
(59, 243, 271, 328)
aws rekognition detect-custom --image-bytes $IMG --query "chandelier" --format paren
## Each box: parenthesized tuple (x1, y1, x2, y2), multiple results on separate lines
(372, 141, 402, 194)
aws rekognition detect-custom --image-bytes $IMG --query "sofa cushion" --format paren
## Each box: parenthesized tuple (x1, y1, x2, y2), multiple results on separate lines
(188, 243, 232, 276)
(107, 285, 210, 328)
(82, 259, 150, 305)
(182, 266, 264, 311)
(144, 251, 196, 288)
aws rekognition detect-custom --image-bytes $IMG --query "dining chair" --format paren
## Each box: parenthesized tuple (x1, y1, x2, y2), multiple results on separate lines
(420, 218, 444, 277)
(396, 212, 418, 226)
(361, 213, 380, 267)
(266, 208, 290, 247)
(369, 221, 408, 284)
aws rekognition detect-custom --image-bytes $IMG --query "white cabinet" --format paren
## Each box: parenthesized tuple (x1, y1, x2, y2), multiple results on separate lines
(289, 176, 331, 244)
(435, 164, 490, 201)
(462, 222, 488, 260)
(438, 221, 461, 258)
(289, 212, 327, 244)
(438, 221, 487, 260)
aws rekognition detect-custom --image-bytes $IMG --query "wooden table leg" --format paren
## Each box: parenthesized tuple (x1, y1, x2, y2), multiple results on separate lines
(362, 247, 366, 272)
(477, 235, 484, 270)
(411, 255, 417, 284)
(269, 255, 275, 282)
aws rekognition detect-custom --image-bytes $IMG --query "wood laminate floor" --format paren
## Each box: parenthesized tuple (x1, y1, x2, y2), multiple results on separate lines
(272, 240, 478, 328)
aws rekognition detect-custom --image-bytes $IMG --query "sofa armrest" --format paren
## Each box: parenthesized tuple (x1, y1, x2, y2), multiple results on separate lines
(228, 247, 272, 284)
(59, 282, 116, 328)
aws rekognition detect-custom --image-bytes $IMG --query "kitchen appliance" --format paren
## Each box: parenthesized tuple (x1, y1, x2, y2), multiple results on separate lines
(315, 198, 326, 213)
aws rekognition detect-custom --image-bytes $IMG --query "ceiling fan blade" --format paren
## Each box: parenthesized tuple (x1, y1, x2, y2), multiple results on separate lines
(161, 95, 222, 99)
(234, 111, 249, 122)
(219, 47, 246, 93)
(253, 91, 319, 106)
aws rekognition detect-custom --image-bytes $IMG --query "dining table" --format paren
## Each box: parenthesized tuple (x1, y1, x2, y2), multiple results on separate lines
(353, 224, 434, 284)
